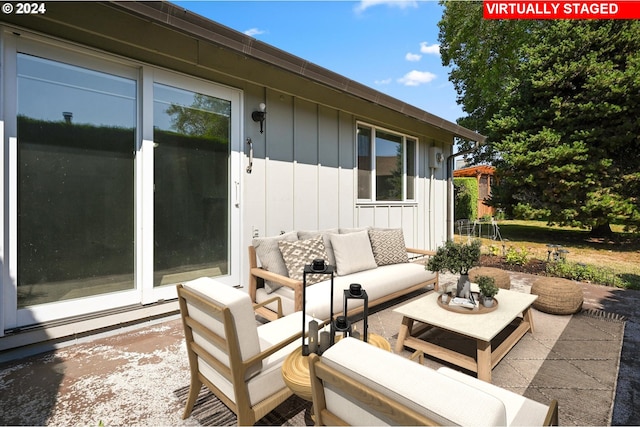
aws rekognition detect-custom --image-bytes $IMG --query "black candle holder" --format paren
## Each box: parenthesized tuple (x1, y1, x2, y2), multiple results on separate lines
(302, 259, 334, 356)
(343, 283, 368, 342)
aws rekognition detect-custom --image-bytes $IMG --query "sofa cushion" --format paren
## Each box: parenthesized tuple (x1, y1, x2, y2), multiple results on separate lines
(256, 262, 437, 319)
(278, 236, 330, 285)
(321, 338, 508, 426)
(330, 230, 377, 276)
(297, 229, 339, 267)
(368, 228, 409, 266)
(253, 230, 298, 293)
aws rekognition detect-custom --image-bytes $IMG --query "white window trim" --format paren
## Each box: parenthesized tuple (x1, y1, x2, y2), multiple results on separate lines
(356, 121, 418, 205)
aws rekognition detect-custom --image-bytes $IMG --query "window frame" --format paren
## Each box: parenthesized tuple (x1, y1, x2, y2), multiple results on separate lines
(356, 121, 418, 204)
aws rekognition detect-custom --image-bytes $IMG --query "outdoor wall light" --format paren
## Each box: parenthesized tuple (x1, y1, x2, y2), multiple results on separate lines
(251, 103, 266, 133)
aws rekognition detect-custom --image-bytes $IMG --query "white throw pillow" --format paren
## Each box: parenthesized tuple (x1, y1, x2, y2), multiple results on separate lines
(330, 230, 377, 276)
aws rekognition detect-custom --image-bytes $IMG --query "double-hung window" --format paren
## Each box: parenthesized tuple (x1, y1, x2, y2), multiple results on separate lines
(357, 123, 417, 202)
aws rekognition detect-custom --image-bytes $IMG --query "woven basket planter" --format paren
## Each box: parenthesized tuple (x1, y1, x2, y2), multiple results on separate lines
(531, 277, 584, 315)
(469, 267, 511, 290)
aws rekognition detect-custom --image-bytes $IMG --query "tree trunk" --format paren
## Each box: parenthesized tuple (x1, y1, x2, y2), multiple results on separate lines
(590, 223, 613, 237)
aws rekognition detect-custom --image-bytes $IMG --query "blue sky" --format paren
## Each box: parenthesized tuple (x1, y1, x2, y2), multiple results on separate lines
(173, 0, 463, 124)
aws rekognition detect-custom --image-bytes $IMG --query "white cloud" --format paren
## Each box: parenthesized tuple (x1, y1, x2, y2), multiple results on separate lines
(405, 52, 422, 62)
(420, 42, 440, 56)
(397, 70, 437, 86)
(355, 0, 418, 13)
(244, 28, 266, 37)
(375, 78, 393, 85)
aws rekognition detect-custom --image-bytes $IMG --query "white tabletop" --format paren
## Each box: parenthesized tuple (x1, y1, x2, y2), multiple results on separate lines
(393, 287, 538, 342)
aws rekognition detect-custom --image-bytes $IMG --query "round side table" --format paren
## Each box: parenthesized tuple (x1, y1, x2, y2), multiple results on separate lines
(281, 333, 391, 401)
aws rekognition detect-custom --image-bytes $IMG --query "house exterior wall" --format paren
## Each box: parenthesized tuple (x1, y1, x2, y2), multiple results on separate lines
(0, 2, 475, 352)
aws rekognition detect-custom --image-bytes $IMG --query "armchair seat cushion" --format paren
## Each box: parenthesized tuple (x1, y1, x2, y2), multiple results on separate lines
(247, 312, 309, 405)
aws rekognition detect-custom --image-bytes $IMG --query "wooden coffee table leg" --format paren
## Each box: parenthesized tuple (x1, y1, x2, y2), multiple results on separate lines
(395, 316, 414, 353)
(476, 339, 492, 382)
(523, 306, 535, 333)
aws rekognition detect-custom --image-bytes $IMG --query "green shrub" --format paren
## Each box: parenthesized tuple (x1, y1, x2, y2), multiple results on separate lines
(546, 261, 623, 287)
(486, 244, 501, 256)
(454, 178, 478, 221)
(504, 246, 531, 266)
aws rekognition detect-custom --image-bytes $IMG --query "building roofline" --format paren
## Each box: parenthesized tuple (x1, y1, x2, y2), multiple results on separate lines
(111, 1, 486, 144)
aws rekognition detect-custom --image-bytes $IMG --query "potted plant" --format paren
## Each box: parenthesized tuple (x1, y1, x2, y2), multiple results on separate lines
(477, 275, 499, 307)
(426, 239, 481, 298)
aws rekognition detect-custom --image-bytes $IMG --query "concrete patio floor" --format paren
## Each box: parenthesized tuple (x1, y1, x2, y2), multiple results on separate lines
(1, 270, 639, 425)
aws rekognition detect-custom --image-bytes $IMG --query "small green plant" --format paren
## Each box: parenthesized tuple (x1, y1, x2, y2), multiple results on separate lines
(546, 261, 624, 288)
(504, 245, 531, 266)
(427, 239, 482, 275)
(486, 244, 501, 257)
(476, 275, 499, 298)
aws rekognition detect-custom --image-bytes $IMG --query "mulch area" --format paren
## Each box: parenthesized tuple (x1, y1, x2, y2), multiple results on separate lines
(480, 254, 548, 276)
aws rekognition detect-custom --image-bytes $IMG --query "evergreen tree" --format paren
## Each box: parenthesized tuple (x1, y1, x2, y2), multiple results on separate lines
(439, 2, 640, 234)
(489, 20, 640, 234)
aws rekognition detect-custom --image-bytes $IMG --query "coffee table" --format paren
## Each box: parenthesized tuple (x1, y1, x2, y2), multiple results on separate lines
(281, 333, 391, 401)
(394, 287, 537, 383)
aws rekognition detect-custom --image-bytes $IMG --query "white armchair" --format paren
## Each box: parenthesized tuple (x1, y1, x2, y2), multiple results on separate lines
(309, 337, 558, 426)
(177, 278, 309, 425)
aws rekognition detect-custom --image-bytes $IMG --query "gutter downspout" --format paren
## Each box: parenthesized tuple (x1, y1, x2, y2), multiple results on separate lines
(446, 141, 482, 241)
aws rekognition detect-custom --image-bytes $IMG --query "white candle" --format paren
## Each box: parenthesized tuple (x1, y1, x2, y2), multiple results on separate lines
(308, 319, 319, 354)
(351, 325, 361, 340)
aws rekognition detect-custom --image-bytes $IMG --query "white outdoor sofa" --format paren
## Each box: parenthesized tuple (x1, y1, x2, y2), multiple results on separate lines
(309, 337, 559, 426)
(248, 228, 438, 321)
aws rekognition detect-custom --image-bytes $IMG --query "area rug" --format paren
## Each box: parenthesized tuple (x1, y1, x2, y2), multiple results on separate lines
(0, 300, 625, 426)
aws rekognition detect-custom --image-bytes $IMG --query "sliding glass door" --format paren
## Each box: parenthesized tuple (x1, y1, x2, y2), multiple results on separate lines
(2, 34, 242, 329)
(152, 83, 231, 287)
(16, 53, 136, 308)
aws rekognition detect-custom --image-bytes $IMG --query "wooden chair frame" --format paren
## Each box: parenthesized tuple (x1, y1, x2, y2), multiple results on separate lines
(177, 284, 301, 425)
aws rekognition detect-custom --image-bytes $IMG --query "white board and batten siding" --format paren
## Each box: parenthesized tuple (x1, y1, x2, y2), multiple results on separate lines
(241, 89, 451, 279)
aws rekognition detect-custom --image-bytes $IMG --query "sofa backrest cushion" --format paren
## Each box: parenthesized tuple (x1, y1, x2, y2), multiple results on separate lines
(278, 236, 330, 285)
(321, 337, 508, 426)
(252, 230, 298, 293)
(330, 230, 378, 276)
(368, 228, 409, 266)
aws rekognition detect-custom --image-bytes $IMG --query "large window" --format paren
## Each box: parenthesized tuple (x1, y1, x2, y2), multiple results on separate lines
(357, 123, 417, 202)
(16, 53, 136, 307)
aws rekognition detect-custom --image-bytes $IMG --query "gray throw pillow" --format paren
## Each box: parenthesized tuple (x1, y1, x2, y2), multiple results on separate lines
(278, 236, 330, 286)
(253, 231, 298, 293)
(368, 228, 409, 266)
(298, 229, 339, 268)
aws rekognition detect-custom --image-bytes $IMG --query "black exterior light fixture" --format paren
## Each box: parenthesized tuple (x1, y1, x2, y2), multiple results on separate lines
(251, 102, 266, 133)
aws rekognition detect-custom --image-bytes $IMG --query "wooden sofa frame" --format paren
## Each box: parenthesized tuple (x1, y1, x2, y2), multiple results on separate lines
(248, 245, 438, 321)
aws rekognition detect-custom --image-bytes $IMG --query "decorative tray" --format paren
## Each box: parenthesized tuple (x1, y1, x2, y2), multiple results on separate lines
(437, 294, 498, 314)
